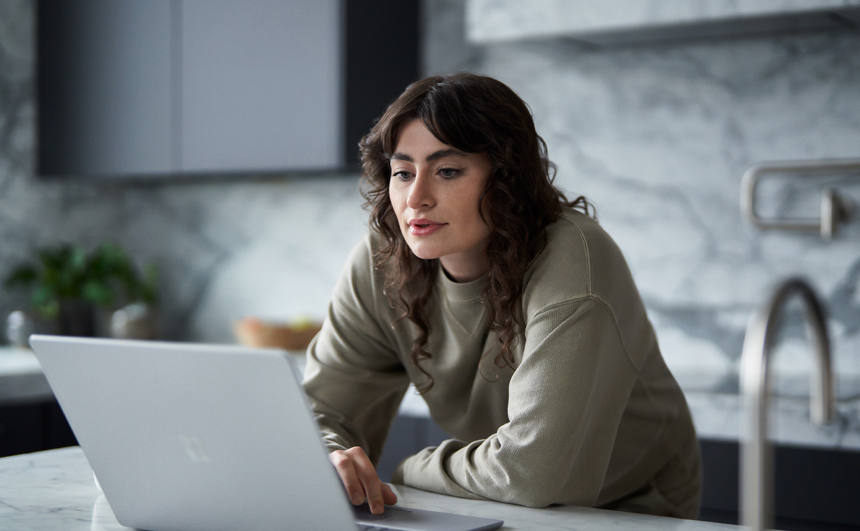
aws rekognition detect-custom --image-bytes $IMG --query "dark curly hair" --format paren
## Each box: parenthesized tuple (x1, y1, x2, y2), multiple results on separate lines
(359, 73, 591, 391)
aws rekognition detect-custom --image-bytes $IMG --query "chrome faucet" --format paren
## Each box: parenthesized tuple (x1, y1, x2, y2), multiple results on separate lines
(740, 277, 834, 530)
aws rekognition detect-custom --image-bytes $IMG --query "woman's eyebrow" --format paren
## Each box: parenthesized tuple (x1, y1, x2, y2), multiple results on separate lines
(390, 148, 469, 162)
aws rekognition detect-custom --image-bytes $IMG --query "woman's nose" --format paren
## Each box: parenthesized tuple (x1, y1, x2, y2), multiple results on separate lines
(406, 171, 434, 209)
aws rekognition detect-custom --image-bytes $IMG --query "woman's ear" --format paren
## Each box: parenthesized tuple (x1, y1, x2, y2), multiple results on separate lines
(478, 189, 494, 227)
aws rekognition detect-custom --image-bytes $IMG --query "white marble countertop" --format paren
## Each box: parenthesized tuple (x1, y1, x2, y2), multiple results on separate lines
(403, 386, 860, 450)
(3, 345, 859, 451)
(0, 447, 738, 530)
(0, 346, 52, 403)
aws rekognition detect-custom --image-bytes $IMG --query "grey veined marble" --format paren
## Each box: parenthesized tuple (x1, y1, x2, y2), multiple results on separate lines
(443, 28, 860, 400)
(466, 0, 860, 42)
(0, 447, 740, 530)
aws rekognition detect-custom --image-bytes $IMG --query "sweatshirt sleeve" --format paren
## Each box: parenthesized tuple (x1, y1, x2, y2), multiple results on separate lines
(392, 296, 639, 507)
(302, 237, 410, 464)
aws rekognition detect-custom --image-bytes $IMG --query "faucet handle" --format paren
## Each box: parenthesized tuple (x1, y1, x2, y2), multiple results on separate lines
(821, 187, 852, 239)
(740, 158, 860, 240)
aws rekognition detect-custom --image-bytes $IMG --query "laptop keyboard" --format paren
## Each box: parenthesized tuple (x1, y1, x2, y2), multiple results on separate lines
(353, 503, 503, 530)
(353, 505, 406, 530)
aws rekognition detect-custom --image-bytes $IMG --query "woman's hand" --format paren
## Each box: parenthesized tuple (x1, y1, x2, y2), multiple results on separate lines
(329, 446, 398, 514)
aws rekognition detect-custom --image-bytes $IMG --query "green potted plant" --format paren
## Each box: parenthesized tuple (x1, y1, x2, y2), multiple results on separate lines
(3, 243, 158, 339)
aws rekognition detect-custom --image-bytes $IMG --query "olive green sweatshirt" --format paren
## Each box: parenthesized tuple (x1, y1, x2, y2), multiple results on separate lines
(302, 210, 701, 517)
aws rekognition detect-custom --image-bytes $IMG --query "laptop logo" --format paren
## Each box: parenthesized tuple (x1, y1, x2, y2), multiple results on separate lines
(179, 435, 211, 463)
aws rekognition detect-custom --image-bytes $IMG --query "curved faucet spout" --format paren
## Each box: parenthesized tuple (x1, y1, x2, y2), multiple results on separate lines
(740, 277, 834, 531)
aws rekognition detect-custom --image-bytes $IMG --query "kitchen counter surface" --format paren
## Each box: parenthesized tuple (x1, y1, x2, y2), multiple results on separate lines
(3, 345, 859, 450)
(0, 346, 52, 403)
(0, 447, 738, 530)
(400, 387, 860, 450)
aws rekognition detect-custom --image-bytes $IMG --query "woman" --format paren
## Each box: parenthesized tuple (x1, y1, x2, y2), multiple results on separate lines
(302, 73, 701, 518)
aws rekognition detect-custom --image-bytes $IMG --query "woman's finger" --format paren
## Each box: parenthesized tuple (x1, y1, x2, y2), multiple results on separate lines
(329, 450, 365, 505)
(382, 483, 398, 505)
(345, 446, 387, 514)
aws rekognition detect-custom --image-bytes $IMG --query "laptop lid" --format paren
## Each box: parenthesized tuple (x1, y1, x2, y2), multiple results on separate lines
(30, 334, 356, 531)
(29, 335, 503, 531)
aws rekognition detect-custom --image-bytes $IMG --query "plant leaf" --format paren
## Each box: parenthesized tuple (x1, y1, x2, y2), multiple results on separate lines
(82, 281, 114, 306)
(3, 265, 37, 288)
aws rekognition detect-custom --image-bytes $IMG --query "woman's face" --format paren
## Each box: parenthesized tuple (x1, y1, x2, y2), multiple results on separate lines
(388, 119, 493, 282)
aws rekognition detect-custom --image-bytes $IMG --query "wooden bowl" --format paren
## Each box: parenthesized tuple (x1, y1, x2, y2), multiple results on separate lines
(233, 316, 322, 351)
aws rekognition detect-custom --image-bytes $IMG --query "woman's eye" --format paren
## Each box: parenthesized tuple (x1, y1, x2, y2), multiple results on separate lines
(438, 168, 461, 179)
(392, 170, 412, 181)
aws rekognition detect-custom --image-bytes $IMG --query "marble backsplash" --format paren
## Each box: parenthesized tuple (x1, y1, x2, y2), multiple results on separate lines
(423, 0, 860, 401)
(1, 0, 859, 408)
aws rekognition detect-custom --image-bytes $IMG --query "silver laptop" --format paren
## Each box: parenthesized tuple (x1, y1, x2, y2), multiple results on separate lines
(29, 334, 503, 531)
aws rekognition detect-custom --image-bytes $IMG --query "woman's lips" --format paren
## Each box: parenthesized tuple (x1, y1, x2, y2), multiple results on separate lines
(408, 220, 446, 236)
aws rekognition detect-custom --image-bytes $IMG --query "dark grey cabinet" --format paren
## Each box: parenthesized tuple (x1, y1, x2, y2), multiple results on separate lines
(38, 0, 175, 176)
(699, 438, 860, 531)
(0, 400, 77, 458)
(37, 0, 419, 178)
(179, 0, 343, 173)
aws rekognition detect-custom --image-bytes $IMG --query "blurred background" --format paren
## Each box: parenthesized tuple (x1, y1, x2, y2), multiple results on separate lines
(1, 1, 859, 529)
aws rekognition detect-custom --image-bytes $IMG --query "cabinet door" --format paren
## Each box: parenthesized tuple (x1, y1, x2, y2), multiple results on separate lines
(38, 0, 174, 177)
(179, 0, 343, 173)
(0, 403, 41, 457)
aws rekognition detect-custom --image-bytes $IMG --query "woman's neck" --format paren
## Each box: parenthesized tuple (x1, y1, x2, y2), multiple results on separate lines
(439, 251, 490, 283)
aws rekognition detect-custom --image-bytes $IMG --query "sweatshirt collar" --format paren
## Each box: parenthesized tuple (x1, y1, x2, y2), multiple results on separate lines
(436, 265, 487, 302)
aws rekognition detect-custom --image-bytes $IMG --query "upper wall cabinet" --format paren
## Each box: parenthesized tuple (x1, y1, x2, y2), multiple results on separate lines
(38, 1, 175, 176)
(37, 0, 419, 179)
(179, 0, 342, 173)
